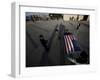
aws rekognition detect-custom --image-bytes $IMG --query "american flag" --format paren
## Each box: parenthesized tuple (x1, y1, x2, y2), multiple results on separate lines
(64, 34, 81, 54)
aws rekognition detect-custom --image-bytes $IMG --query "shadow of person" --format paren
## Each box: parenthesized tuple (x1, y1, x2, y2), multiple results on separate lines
(39, 35, 49, 51)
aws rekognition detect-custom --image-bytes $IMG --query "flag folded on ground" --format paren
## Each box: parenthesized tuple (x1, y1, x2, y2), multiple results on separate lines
(64, 33, 81, 54)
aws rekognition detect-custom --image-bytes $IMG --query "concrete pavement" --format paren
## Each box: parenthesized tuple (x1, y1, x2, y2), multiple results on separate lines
(26, 20, 89, 67)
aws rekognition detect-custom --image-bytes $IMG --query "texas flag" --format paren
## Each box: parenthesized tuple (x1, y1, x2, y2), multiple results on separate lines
(64, 33, 81, 54)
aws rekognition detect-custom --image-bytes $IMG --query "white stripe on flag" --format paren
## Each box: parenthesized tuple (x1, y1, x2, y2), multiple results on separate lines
(64, 36, 69, 53)
(65, 35, 71, 53)
(68, 35, 74, 52)
(64, 36, 68, 53)
(70, 35, 74, 40)
(67, 35, 73, 52)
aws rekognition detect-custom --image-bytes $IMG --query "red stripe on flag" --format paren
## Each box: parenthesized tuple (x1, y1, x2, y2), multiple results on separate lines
(70, 34, 74, 40)
(70, 35, 74, 40)
(67, 35, 73, 52)
(68, 35, 74, 52)
(64, 36, 68, 53)
(65, 35, 71, 53)
(65, 35, 70, 53)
